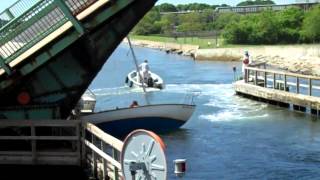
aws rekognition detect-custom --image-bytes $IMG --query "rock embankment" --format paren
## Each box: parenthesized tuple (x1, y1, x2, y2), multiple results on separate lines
(196, 45, 320, 76)
(126, 39, 199, 57)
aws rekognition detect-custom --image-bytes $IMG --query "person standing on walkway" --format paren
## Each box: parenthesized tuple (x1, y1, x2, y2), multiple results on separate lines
(242, 51, 251, 82)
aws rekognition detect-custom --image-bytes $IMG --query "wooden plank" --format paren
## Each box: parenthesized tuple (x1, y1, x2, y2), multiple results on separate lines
(83, 139, 122, 170)
(273, 73, 276, 89)
(0, 156, 80, 165)
(0, 151, 78, 156)
(309, 78, 312, 96)
(264, 72, 267, 87)
(0, 120, 80, 127)
(0, 136, 79, 140)
(296, 77, 300, 94)
(31, 124, 36, 164)
(84, 122, 123, 151)
(284, 74, 287, 91)
(0, 151, 32, 155)
(255, 70, 258, 85)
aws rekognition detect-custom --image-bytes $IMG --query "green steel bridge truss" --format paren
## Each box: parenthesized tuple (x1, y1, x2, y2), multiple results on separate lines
(0, 0, 156, 119)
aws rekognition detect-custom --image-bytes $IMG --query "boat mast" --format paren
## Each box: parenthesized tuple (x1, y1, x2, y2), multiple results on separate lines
(126, 36, 150, 105)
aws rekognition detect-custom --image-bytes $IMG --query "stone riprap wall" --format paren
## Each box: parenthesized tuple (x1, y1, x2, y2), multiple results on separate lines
(196, 45, 320, 75)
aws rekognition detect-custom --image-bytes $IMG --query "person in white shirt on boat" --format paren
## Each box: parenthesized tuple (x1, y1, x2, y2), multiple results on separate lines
(139, 60, 151, 84)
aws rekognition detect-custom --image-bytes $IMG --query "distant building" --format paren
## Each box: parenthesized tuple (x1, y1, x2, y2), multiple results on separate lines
(295, 0, 320, 3)
(215, 2, 319, 14)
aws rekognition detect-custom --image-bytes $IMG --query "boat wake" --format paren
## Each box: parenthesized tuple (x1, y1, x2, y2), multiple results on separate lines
(164, 83, 269, 122)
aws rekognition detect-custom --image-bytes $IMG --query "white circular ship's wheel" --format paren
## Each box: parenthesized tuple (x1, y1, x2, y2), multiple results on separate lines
(121, 129, 167, 180)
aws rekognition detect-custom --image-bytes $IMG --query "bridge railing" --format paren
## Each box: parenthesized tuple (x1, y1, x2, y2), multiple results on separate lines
(0, 0, 39, 28)
(0, 119, 82, 165)
(83, 122, 124, 180)
(0, 0, 96, 70)
(0, 120, 125, 179)
(245, 66, 320, 97)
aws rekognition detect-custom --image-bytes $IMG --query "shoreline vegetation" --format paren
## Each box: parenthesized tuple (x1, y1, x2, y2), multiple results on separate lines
(129, 1, 320, 76)
(131, 0, 320, 76)
(128, 36, 320, 76)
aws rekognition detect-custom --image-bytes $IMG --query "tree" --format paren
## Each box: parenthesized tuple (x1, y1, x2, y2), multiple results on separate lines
(301, 5, 320, 42)
(214, 12, 240, 30)
(176, 3, 212, 11)
(237, 0, 275, 6)
(157, 14, 179, 35)
(177, 12, 204, 32)
(277, 7, 304, 43)
(133, 9, 161, 35)
(156, 3, 177, 12)
(222, 11, 281, 44)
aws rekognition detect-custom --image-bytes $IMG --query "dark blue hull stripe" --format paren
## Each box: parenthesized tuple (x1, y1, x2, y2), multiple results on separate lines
(96, 117, 186, 137)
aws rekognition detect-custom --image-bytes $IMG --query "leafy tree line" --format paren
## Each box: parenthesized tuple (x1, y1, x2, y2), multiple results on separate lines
(156, 3, 227, 12)
(222, 5, 320, 44)
(155, 1, 275, 12)
(237, 0, 275, 6)
(133, 3, 320, 44)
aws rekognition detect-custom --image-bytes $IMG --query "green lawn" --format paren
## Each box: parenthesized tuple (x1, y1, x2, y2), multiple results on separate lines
(130, 35, 265, 49)
(130, 35, 223, 49)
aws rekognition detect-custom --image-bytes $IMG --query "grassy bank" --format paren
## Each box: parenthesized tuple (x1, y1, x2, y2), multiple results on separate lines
(130, 35, 264, 49)
(130, 35, 221, 49)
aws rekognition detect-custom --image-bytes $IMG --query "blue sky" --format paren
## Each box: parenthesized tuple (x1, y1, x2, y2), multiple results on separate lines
(0, 0, 297, 12)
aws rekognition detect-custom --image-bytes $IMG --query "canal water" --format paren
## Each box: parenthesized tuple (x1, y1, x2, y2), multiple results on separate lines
(89, 44, 320, 179)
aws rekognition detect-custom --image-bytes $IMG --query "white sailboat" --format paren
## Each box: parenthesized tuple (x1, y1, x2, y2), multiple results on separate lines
(77, 37, 196, 137)
(79, 102, 195, 137)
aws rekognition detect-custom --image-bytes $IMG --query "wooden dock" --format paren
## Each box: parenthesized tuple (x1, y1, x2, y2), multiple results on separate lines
(0, 120, 124, 180)
(234, 66, 320, 115)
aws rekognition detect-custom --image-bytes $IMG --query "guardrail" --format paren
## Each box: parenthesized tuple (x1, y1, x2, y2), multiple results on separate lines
(0, 120, 124, 179)
(0, 120, 81, 165)
(0, 0, 96, 71)
(245, 66, 320, 97)
(0, 0, 39, 28)
(83, 122, 124, 180)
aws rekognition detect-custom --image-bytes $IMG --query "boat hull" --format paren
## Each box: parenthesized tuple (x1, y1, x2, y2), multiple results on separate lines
(80, 104, 195, 137)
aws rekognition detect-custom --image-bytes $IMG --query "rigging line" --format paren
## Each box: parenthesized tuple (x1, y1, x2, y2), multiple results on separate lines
(126, 36, 150, 105)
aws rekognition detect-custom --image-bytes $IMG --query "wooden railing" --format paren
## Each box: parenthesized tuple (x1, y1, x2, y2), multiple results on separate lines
(0, 120, 125, 180)
(0, 120, 81, 165)
(82, 122, 124, 180)
(245, 67, 320, 96)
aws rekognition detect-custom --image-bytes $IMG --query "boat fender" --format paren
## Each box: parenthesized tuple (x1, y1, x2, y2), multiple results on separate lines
(125, 76, 129, 83)
(17, 91, 31, 105)
(129, 81, 133, 88)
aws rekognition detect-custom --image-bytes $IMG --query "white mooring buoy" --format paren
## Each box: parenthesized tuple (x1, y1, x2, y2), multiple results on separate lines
(174, 159, 186, 178)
